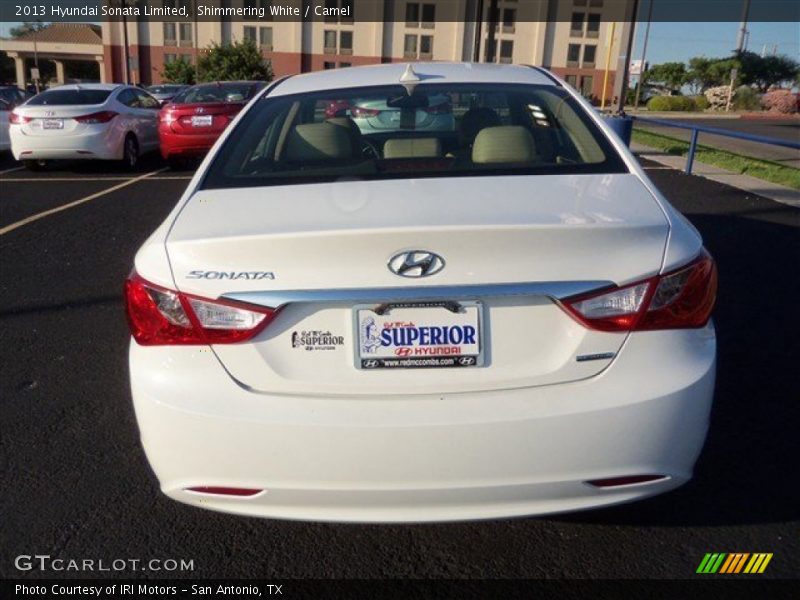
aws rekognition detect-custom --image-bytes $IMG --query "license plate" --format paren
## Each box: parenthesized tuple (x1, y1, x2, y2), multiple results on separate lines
(42, 119, 63, 130)
(191, 115, 213, 127)
(354, 301, 483, 369)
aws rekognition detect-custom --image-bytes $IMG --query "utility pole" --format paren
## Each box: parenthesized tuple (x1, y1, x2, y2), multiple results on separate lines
(615, 0, 640, 114)
(736, 0, 751, 52)
(632, 0, 654, 112)
(121, 2, 131, 84)
(473, 0, 484, 62)
(32, 20, 40, 93)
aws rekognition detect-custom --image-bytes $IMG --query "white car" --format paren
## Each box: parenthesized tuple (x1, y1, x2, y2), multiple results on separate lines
(10, 83, 160, 170)
(126, 63, 717, 523)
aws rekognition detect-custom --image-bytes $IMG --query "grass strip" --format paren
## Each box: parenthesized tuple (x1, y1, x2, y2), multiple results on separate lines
(632, 128, 800, 190)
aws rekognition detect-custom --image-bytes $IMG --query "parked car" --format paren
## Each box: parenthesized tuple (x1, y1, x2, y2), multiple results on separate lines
(9, 83, 161, 170)
(126, 63, 717, 522)
(0, 86, 32, 152)
(158, 81, 266, 168)
(145, 84, 189, 105)
(349, 93, 454, 132)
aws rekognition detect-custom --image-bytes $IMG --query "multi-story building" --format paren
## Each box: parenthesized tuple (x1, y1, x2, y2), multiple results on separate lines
(3, 1, 634, 103)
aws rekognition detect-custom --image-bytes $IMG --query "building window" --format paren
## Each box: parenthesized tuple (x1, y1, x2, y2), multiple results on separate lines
(243, 26, 256, 43)
(164, 53, 177, 64)
(573, 0, 587, 5)
(421, 3, 436, 28)
(324, 30, 337, 53)
(339, 62, 351, 68)
(502, 8, 516, 33)
(324, 0, 353, 24)
(323, 61, 336, 70)
(339, 30, 353, 54)
(404, 34, 418, 58)
(420, 35, 433, 58)
(163, 22, 176, 46)
(586, 13, 600, 37)
(259, 27, 273, 50)
(405, 2, 420, 27)
(570, 12, 584, 36)
(179, 23, 192, 47)
(580, 75, 594, 98)
(565, 74, 578, 88)
(324, 0, 338, 22)
(582, 45, 596, 67)
(499, 40, 513, 64)
(567, 44, 581, 67)
(589, 0, 603, 6)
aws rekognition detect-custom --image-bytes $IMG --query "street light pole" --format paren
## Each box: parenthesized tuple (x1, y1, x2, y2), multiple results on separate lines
(632, 0, 654, 112)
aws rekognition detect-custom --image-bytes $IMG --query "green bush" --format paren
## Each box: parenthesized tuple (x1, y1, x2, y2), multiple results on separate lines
(733, 86, 760, 111)
(647, 95, 697, 111)
(691, 95, 710, 110)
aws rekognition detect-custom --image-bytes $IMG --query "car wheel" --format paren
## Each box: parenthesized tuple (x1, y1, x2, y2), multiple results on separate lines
(122, 134, 139, 171)
(22, 159, 48, 171)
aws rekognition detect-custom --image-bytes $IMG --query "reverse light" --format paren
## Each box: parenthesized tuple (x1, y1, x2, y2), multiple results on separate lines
(124, 273, 277, 345)
(560, 250, 717, 332)
(74, 111, 118, 124)
(9, 112, 31, 124)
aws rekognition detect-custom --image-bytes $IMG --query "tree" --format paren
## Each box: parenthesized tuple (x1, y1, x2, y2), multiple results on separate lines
(161, 57, 196, 85)
(196, 39, 273, 83)
(10, 22, 47, 38)
(647, 62, 687, 93)
(736, 51, 799, 91)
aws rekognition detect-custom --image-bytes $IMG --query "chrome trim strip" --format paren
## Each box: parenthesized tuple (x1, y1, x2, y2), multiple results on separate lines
(222, 281, 613, 309)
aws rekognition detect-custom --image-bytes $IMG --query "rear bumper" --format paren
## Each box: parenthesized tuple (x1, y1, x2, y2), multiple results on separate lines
(159, 129, 219, 159)
(10, 126, 120, 160)
(129, 324, 716, 522)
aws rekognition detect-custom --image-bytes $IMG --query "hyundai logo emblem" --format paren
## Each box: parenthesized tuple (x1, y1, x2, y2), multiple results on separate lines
(388, 251, 445, 278)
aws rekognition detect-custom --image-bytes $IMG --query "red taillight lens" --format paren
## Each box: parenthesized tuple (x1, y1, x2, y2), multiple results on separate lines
(9, 112, 31, 124)
(124, 273, 277, 345)
(351, 106, 381, 118)
(560, 250, 717, 332)
(423, 103, 452, 115)
(74, 111, 118, 124)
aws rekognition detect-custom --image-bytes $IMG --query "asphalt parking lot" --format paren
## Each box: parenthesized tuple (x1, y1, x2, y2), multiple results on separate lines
(1, 151, 798, 580)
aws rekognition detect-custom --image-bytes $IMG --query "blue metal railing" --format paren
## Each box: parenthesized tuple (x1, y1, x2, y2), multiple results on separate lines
(629, 115, 800, 175)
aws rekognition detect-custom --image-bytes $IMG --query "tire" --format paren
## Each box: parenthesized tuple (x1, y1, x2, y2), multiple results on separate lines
(22, 159, 47, 171)
(121, 134, 139, 171)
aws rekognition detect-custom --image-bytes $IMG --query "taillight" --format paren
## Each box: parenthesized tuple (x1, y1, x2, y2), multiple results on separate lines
(423, 103, 451, 115)
(74, 111, 118, 124)
(124, 273, 277, 345)
(560, 250, 717, 332)
(9, 112, 31, 124)
(351, 107, 380, 118)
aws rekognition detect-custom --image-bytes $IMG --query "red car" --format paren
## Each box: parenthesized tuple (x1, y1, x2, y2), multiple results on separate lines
(158, 81, 266, 168)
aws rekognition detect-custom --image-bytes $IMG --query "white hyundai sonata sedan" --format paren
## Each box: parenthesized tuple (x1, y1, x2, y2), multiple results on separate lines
(10, 83, 160, 170)
(126, 63, 717, 523)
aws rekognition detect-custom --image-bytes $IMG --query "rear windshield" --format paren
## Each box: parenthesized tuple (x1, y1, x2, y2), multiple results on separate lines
(201, 83, 626, 190)
(173, 83, 260, 104)
(27, 89, 112, 105)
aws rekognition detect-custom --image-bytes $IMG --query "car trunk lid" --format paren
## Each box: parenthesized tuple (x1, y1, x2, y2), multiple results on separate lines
(165, 173, 668, 395)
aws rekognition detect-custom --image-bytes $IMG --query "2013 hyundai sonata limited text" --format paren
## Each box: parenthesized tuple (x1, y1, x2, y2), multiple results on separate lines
(126, 63, 717, 523)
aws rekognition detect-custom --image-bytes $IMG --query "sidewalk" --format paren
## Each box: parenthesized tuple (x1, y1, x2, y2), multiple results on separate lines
(632, 141, 800, 208)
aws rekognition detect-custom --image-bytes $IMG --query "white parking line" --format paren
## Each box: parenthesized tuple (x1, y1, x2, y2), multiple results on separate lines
(0, 166, 25, 175)
(0, 167, 168, 236)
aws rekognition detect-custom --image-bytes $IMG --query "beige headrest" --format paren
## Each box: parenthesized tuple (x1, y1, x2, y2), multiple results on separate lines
(383, 138, 442, 159)
(472, 126, 538, 164)
(285, 122, 356, 161)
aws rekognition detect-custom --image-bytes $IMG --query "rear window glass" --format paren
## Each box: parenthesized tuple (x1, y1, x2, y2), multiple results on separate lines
(201, 83, 626, 190)
(27, 89, 112, 105)
(147, 85, 184, 94)
(173, 83, 260, 104)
